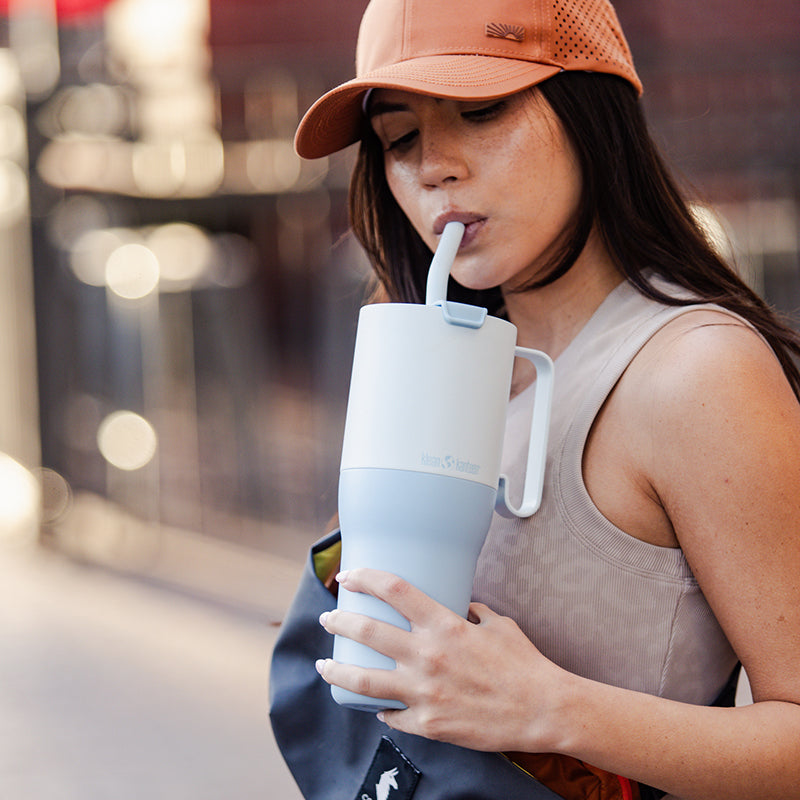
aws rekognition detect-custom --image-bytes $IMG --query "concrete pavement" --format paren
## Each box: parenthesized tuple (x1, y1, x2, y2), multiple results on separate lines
(1, 533, 305, 799)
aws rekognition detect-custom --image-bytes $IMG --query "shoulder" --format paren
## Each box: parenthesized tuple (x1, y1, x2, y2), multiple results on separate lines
(621, 307, 800, 489)
(622, 307, 796, 429)
(622, 309, 800, 701)
(582, 306, 798, 549)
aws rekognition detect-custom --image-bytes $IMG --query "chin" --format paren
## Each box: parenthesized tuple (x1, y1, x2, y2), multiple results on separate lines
(450, 269, 503, 295)
(451, 281, 498, 297)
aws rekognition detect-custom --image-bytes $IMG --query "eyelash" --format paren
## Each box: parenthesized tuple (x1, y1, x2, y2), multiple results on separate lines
(462, 100, 507, 122)
(384, 100, 507, 152)
(386, 130, 417, 152)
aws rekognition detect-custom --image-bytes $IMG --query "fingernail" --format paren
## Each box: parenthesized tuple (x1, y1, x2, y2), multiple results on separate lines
(376, 711, 385, 723)
(319, 611, 329, 626)
(335, 570, 350, 583)
(315, 659, 326, 674)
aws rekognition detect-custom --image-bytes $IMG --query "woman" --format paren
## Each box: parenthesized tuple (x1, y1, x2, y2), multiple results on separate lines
(283, 0, 800, 797)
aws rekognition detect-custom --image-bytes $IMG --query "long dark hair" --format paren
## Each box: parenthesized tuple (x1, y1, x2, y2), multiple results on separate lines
(348, 71, 800, 396)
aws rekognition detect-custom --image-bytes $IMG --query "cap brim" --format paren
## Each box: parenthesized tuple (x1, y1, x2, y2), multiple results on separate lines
(294, 55, 561, 159)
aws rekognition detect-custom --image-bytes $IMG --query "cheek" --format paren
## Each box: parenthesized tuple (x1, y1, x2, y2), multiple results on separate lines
(384, 164, 405, 210)
(548, 126, 582, 205)
(509, 102, 581, 211)
(554, 140, 582, 207)
(517, 139, 581, 232)
(385, 164, 432, 243)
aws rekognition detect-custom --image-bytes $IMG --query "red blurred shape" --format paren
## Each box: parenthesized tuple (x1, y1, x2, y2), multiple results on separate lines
(0, 0, 112, 22)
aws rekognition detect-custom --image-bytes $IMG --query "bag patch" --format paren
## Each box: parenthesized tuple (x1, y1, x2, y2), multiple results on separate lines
(355, 736, 421, 800)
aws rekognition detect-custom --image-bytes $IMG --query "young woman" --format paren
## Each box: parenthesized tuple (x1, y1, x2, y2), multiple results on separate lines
(286, 1, 800, 797)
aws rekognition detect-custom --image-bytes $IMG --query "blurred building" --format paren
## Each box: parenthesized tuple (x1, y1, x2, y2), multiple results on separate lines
(0, 1, 368, 577)
(0, 0, 797, 591)
(616, 0, 800, 305)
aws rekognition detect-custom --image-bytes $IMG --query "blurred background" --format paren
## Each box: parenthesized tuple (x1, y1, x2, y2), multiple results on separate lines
(0, 0, 797, 797)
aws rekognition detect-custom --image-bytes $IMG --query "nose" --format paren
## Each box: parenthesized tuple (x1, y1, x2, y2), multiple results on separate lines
(418, 126, 469, 188)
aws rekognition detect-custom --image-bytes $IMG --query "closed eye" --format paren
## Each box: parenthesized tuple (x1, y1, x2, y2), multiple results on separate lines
(386, 129, 418, 152)
(373, 98, 508, 153)
(461, 100, 507, 122)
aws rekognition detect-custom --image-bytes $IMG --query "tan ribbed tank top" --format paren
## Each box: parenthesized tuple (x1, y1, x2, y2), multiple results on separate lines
(472, 277, 739, 704)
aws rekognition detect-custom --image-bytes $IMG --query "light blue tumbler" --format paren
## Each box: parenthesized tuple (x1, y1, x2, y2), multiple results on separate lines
(333, 223, 554, 711)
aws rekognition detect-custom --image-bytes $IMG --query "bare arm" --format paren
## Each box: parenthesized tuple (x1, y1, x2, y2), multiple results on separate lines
(567, 318, 800, 798)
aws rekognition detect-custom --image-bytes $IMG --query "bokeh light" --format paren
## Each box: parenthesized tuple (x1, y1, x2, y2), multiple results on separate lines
(0, 49, 24, 107)
(0, 104, 27, 164)
(48, 194, 113, 253)
(36, 82, 130, 138)
(70, 228, 134, 287)
(0, 159, 29, 226)
(146, 222, 211, 290)
(33, 466, 73, 525)
(96, 410, 158, 471)
(245, 139, 303, 193)
(105, 241, 160, 299)
(0, 453, 40, 544)
(207, 232, 257, 288)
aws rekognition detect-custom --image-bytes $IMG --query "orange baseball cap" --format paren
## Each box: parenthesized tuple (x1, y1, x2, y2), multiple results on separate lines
(294, 0, 642, 159)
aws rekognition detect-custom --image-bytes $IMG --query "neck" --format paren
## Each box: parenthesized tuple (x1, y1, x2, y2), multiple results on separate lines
(502, 232, 623, 395)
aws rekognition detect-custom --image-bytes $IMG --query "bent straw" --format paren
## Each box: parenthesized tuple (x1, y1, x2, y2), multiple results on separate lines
(425, 221, 465, 306)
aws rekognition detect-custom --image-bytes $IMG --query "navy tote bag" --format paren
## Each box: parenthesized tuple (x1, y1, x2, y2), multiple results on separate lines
(269, 530, 564, 800)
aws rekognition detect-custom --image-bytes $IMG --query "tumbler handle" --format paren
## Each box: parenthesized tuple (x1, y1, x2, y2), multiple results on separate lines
(495, 348, 554, 518)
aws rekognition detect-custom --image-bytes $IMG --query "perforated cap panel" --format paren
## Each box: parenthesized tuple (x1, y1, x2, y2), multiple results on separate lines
(550, 0, 639, 86)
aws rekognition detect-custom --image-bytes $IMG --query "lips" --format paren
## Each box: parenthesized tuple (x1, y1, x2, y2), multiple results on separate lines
(433, 211, 486, 247)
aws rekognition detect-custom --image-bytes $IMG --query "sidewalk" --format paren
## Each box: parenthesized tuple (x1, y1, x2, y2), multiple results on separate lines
(0, 512, 309, 799)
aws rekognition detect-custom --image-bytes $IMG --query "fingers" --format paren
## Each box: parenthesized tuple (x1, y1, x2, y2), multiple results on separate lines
(316, 569, 486, 719)
(319, 607, 412, 661)
(314, 656, 407, 705)
(336, 568, 443, 625)
(466, 601, 495, 624)
(320, 573, 494, 663)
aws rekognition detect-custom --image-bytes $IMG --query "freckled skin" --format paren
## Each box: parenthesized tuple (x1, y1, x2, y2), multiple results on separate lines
(370, 89, 582, 293)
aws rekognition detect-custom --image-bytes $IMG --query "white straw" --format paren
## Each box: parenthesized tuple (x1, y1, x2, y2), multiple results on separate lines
(425, 221, 465, 306)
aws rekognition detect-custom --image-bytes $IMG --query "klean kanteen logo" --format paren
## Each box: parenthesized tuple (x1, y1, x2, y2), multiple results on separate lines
(421, 452, 480, 475)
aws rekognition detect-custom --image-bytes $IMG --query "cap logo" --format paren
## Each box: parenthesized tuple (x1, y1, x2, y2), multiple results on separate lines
(485, 22, 526, 42)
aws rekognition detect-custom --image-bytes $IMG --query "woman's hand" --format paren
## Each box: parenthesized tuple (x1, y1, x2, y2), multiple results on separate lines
(315, 567, 567, 753)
